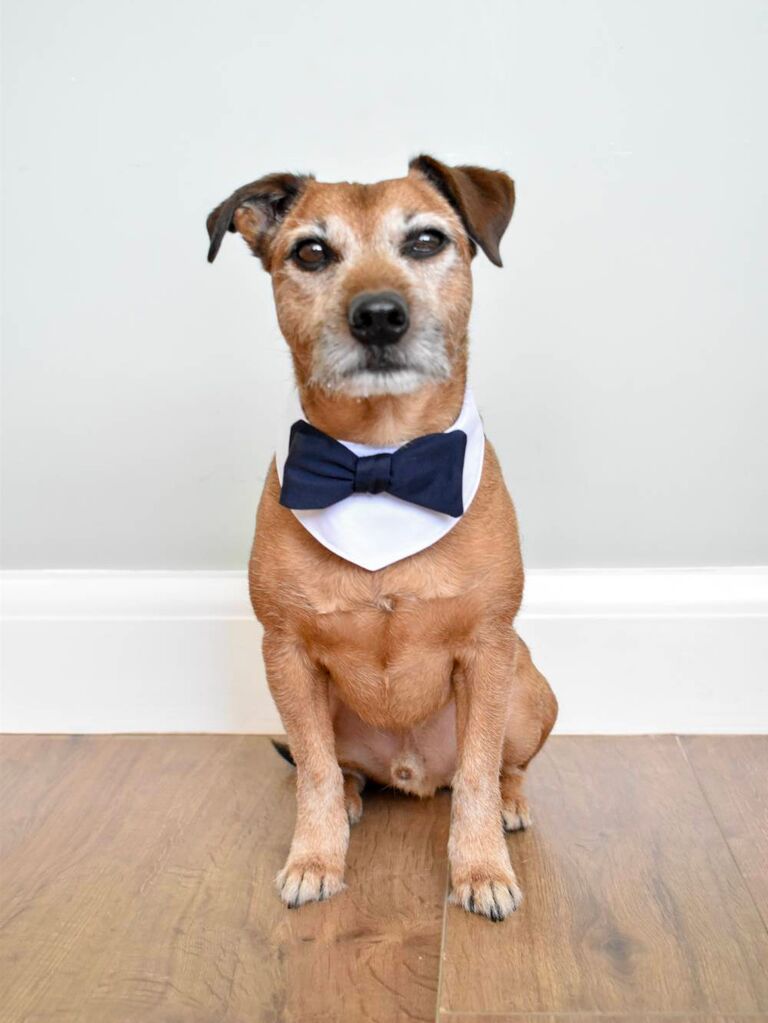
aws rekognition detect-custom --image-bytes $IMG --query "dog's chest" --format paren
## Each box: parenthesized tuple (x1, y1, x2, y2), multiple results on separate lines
(300, 568, 483, 728)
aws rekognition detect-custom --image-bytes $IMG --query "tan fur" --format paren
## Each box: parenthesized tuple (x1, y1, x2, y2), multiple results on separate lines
(209, 158, 558, 921)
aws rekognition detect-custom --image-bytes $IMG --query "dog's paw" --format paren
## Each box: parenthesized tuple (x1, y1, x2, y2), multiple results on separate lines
(449, 867, 523, 922)
(276, 857, 345, 909)
(345, 789, 363, 826)
(502, 796, 532, 833)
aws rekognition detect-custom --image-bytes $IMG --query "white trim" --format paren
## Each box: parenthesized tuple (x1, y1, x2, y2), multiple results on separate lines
(2, 568, 767, 734)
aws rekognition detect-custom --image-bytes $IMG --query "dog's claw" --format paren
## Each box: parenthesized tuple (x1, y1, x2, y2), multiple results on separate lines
(507, 885, 521, 911)
(489, 883, 504, 922)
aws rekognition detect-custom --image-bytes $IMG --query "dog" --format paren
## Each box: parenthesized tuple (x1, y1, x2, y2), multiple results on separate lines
(206, 156, 557, 921)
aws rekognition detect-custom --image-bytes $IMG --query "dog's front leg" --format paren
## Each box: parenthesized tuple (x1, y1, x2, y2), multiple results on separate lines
(263, 630, 348, 908)
(449, 629, 522, 921)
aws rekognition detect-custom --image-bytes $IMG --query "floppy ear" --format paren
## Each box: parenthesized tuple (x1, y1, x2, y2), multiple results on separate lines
(206, 172, 311, 265)
(408, 155, 515, 267)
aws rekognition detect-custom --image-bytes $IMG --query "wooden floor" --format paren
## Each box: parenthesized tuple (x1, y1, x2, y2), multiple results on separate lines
(1, 736, 766, 1023)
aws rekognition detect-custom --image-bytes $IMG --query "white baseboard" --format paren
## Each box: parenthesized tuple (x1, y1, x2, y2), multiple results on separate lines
(2, 568, 767, 734)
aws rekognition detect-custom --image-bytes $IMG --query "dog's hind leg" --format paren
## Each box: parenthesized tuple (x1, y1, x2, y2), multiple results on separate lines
(500, 763, 532, 832)
(342, 770, 365, 826)
(501, 634, 558, 833)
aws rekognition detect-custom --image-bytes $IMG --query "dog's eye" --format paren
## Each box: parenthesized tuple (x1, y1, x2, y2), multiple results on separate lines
(402, 229, 448, 260)
(291, 238, 332, 271)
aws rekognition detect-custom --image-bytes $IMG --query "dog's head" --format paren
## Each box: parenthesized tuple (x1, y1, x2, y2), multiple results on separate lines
(207, 156, 514, 398)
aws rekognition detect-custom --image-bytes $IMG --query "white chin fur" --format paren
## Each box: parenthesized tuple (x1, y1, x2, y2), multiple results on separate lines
(332, 368, 430, 397)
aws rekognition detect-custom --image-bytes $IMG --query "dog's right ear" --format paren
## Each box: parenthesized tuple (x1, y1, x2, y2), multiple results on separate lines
(206, 172, 311, 265)
(409, 155, 514, 267)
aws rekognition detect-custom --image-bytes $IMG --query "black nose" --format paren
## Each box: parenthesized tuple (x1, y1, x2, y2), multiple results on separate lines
(348, 291, 409, 345)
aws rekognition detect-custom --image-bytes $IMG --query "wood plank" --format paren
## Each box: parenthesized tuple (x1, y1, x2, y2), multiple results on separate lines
(245, 781, 450, 1023)
(681, 735, 768, 928)
(439, 736, 768, 1017)
(0, 736, 93, 859)
(0, 735, 237, 1022)
(0, 736, 448, 1023)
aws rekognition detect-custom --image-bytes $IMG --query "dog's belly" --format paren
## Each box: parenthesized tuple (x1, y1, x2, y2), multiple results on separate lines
(332, 695, 458, 797)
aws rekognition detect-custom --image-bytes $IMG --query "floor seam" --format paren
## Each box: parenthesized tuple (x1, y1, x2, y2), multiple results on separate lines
(434, 827, 452, 1023)
(438, 1013, 768, 1019)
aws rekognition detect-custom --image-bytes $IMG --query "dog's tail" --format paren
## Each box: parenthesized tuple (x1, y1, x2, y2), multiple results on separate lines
(271, 739, 296, 767)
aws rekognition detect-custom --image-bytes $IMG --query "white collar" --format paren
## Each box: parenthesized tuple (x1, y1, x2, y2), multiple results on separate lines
(275, 386, 485, 571)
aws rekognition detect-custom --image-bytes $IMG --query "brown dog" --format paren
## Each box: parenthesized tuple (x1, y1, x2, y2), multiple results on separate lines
(207, 156, 557, 921)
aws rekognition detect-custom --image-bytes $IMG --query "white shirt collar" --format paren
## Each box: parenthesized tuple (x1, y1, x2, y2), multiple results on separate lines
(275, 386, 485, 571)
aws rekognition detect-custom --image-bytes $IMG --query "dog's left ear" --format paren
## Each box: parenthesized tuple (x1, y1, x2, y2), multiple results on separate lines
(408, 155, 515, 267)
(206, 172, 311, 265)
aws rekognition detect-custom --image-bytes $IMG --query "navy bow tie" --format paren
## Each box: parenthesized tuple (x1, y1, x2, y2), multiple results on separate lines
(280, 420, 467, 517)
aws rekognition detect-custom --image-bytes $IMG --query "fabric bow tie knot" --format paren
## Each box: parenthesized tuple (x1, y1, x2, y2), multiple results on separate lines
(280, 419, 467, 518)
(352, 451, 394, 495)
